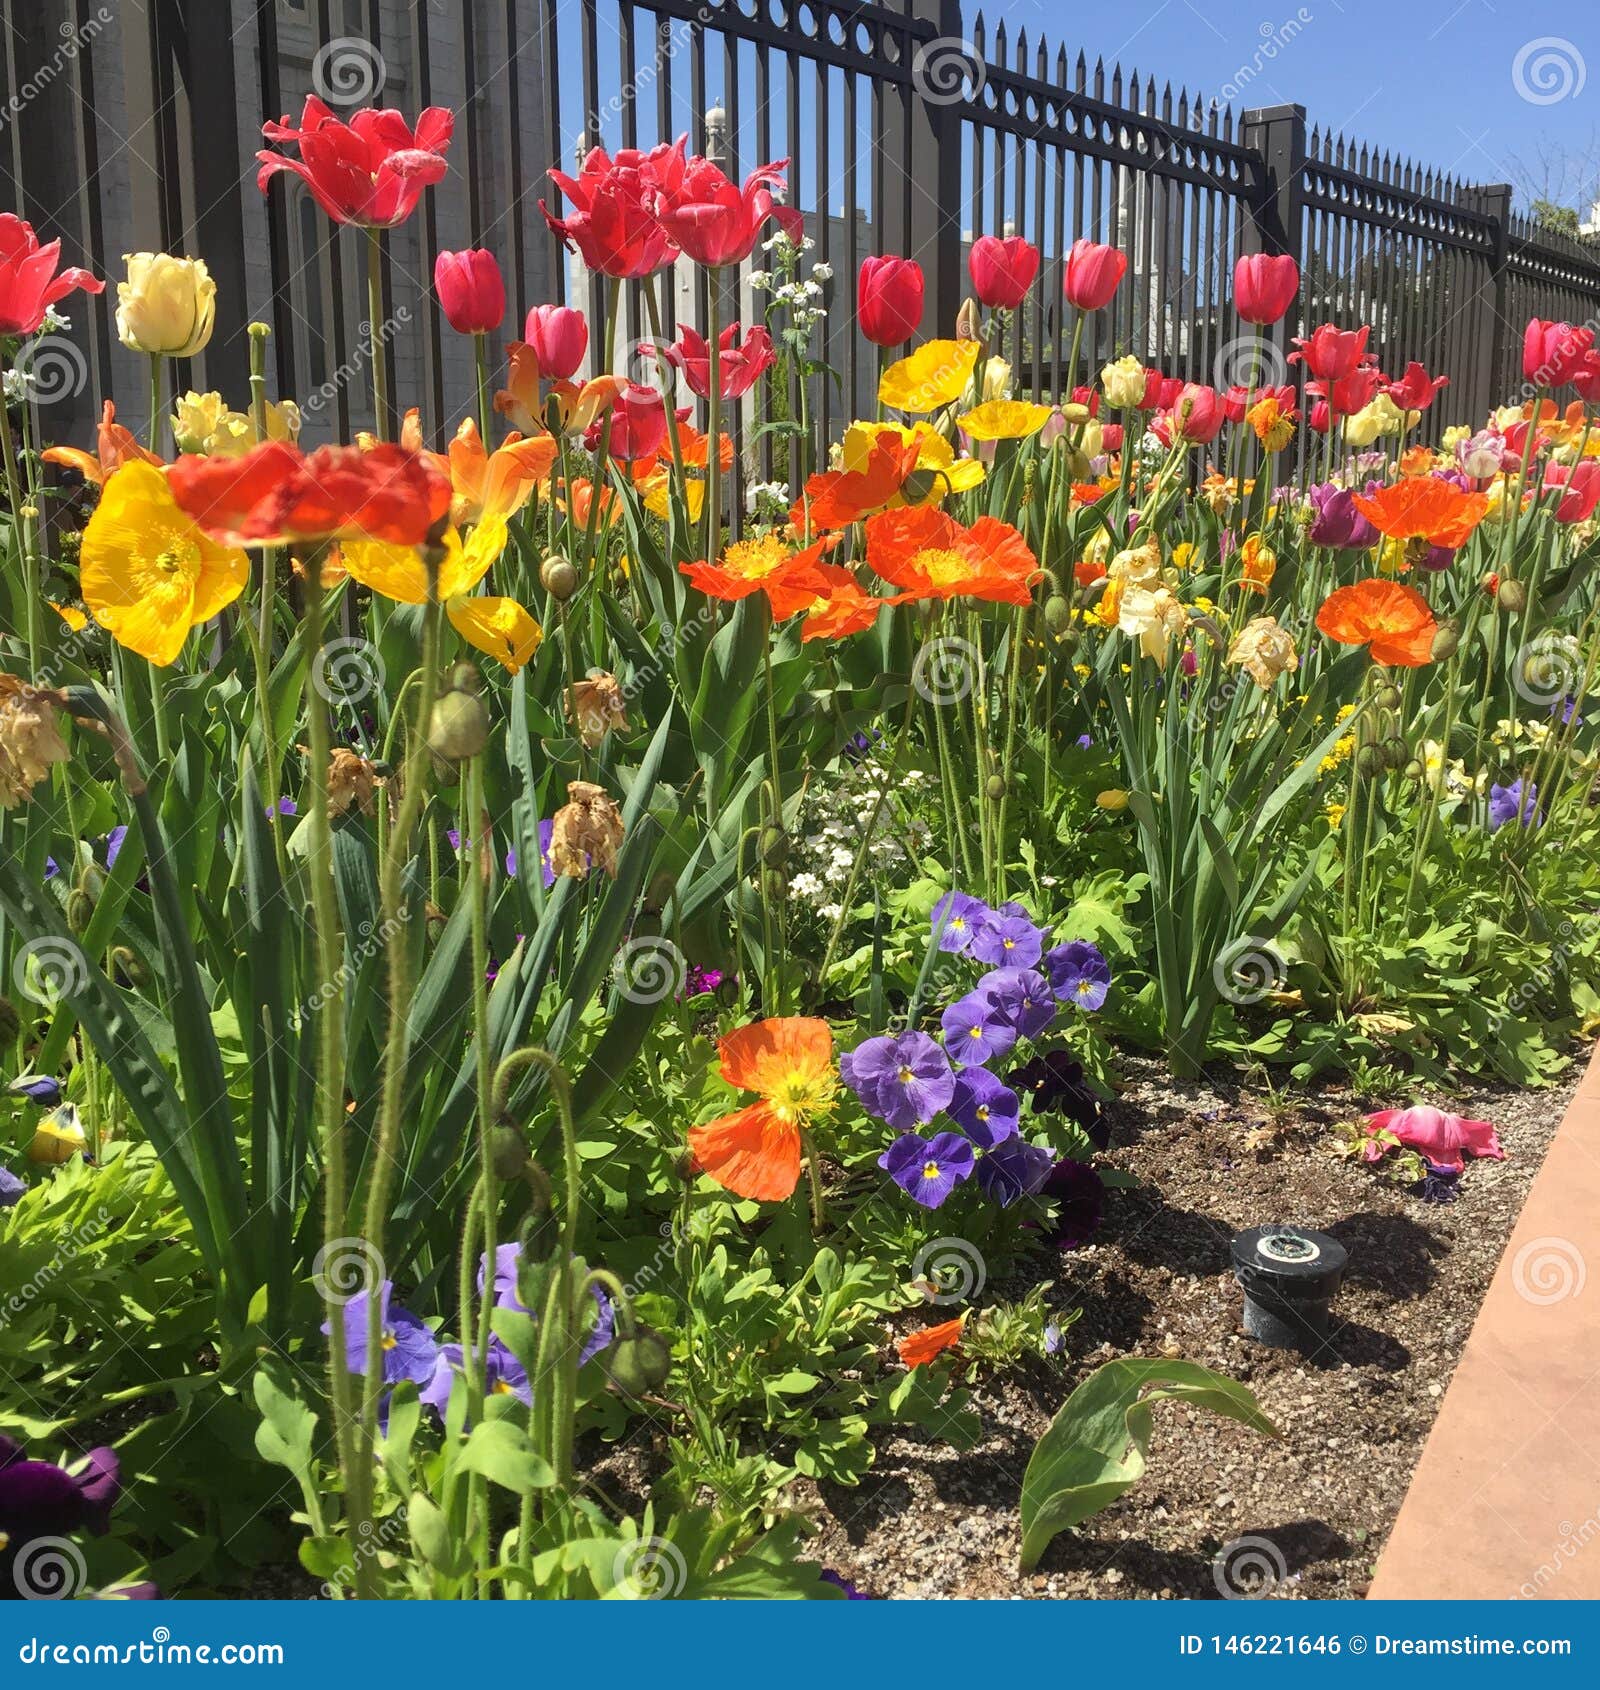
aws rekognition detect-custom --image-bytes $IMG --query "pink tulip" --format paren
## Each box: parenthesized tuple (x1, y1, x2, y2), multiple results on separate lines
(968, 234, 1040, 309)
(1363, 1106, 1503, 1173)
(433, 248, 505, 336)
(1233, 252, 1299, 325)
(1061, 239, 1127, 312)
(1168, 382, 1224, 443)
(523, 303, 588, 380)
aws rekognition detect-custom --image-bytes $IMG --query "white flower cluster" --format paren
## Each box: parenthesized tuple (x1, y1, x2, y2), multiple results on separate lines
(786, 753, 932, 922)
(750, 230, 830, 334)
(745, 479, 791, 522)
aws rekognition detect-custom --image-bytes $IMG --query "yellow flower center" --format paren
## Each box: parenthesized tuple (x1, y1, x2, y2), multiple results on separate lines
(921, 1161, 941, 1180)
(897, 1066, 915, 1085)
(141, 529, 202, 580)
(915, 546, 972, 588)
(723, 535, 792, 581)
(767, 1066, 836, 1124)
(381, 1331, 397, 1351)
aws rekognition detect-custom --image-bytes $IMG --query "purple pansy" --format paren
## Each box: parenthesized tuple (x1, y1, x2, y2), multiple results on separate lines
(980, 966, 1058, 1040)
(322, 1280, 440, 1389)
(841, 1031, 956, 1131)
(931, 890, 989, 955)
(1, 1437, 123, 1598)
(1044, 940, 1112, 1011)
(420, 1339, 532, 1416)
(477, 1243, 613, 1363)
(0, 1166, 25, 1207)
(940, 990, 1018, 1067)
(946, 1066, 1019, 1148)
(969, 900, 1044, 968)
(1488, 778, 1540, 831)
(975, 1136, 1054, 1205)
(878, 1130, 975, 1209)
(103, 826, 128, 869)
(8, 1076, 63, 1108)
(819, 1568, 873, 1599)
(681, 964, 726, 998)
(1007, 1051, 1109, 1148)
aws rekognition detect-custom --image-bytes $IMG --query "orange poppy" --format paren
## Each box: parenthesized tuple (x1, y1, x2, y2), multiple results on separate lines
(799, 429, 926, 529)
(1074, 557, 1107, 587)
(866, 505, 1037, 606)
(1349, 478, 1489, 550)
(686, 1017, 837, 1202)
(896, 1317, 965, 1369)
(674, 422, 735, 474)
(42, 400, 161, 487)
(168, 440, 452, 549)
(800, 563, 888, 642)
(680, 533, 836, 618)
(1315, 578, 1437, 667)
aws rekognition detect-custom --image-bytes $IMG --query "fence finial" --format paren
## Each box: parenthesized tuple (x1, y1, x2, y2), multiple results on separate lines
(705, 103, 727, 164)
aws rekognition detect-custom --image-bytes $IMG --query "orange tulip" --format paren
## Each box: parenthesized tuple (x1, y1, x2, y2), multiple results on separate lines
(41, 401, 161, 487)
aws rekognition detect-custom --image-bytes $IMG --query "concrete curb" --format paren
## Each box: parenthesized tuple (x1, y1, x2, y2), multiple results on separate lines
(1368, 1043, 1600, 1599)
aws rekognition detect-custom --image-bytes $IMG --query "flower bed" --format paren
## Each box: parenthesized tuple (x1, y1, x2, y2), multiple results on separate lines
(2, 101, 1598, 1601)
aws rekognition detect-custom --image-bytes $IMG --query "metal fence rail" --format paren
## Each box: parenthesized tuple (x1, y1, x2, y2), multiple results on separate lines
(4, 0, 1600, 477)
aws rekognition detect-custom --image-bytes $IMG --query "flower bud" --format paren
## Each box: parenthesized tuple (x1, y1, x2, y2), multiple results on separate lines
(985, 773, 1007, 800)
(427, 687, 490, 762)
(603, 1325, 672, 1396)
(1383, 736, 1408, 768)
(759, 825, 789, 867)
(489, 1123, 529, 1182)
(540, 553, 579, 600)
(1429, 622, 1460, 662)
(1404, 759, 1426, 781)
(116, 253, 216, 357)
(66, 889, 96, 935)
(1043, 594, 1071, 635)
(1496, 578, 1528, 613)
(1355, 744, 1385, 777)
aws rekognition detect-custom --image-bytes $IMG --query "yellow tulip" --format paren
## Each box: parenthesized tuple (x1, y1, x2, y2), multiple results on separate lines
(171, 390, 301, 458)
(79, 461, 249, 666)
(116, 253, 217, 357)
(1100, 354, 1147, 409)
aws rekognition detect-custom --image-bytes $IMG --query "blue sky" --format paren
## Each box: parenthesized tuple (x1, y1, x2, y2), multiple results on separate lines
(562, 0, 1597, 218)
(1005, 0, 1597, 211)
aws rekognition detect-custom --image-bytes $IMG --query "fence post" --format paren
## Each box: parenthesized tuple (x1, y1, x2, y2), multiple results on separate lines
(1240, 103, 1306, 365)
(1462, 182, 1513, 418)
(882, 0, 965, 338)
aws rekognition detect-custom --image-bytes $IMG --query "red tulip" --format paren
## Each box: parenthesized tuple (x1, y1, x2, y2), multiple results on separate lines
(660, 323, 776, 401)
(1290, 322, 1371, 382)
(1570, 350, 1600, 403)
(1232, 253, 1299, 326)
(653, 156, 803, 268)
(1523, 318, 1597, 388)
(1069, 385, 1101, 416)
(1384, 361, 1449, 412)
(1312, 364, 1383, 418)
(522, 304, 589, 380)
(858, 255, 924, 347)
(1223, 384, 1251, 424)
(592, 382, 667, 461)
(1169, 383, 1224, 443)
(968, 234, 1040, 309)
(543, 140, 685, 279)
(1307, 399, 1331, 434)
(1151, 373, 1184, 411)
(433, 249, 505, 336)
(1061, 240, 1127, 312)
(0, 214, 103, 337)
(1544, 461, 1600, 524)
(1100, 422, 1125, 453)
(258, 97, 452, 228)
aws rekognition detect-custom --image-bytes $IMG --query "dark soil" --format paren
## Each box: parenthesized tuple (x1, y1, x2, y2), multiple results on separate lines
(803, 1056, 1579, 1600)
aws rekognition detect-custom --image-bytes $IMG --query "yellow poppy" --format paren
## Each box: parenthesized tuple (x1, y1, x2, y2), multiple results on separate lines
(956, 399, 1052, 441)
(838, 421, 984, 502)
(877, 339, 980, 413)
(342, 517, 543, 673)
(639, 471, 706, 523)
(78, 461, 249, 666)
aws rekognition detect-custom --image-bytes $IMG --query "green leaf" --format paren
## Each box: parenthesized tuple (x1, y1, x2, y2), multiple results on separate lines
(252, 1360, 319, 1491)
(1018, 1358, 1278, 1571)
(457, 1419, 557, 1494)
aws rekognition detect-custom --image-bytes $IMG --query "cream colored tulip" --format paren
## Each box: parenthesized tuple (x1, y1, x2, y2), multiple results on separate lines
(117, 253, 216, 357)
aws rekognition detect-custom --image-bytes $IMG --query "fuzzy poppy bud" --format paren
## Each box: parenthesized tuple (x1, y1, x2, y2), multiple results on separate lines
(490, 1123, 529, 1182)
(1404, 759, 1426, 781)
(604, 1325, 672, 1397)
(66, 889, 96, 934)
(985, 773, 1007, 800)
(1429, 623, 1460, 662)
(1043, 594, 1071, 635)
(1355, 744, 1385, 778)
(759, 825, 789, 868)
(1496, 578, 1528, 613)
(1383, 736, 1408, 768)
(761, 868, 787, 902)
(540, 553, 578, 600)
(1374, 683, 1403, 710)
(110, 944, 149, 988)
(427, 687, 489, 762)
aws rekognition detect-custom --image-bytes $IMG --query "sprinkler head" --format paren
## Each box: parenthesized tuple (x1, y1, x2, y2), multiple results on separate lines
(1230, 1224, 1348, 1354)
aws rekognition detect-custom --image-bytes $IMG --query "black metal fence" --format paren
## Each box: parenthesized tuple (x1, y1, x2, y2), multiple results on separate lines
(6, 0, 1600, 472)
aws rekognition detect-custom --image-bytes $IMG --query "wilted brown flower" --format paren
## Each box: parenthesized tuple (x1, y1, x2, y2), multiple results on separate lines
(549, 779, 624, 878)
(1228, 615, 1299, 690)
(567, 672, 629, 749)
(326, 747, 381, 816)
(0, 674, 70, 808)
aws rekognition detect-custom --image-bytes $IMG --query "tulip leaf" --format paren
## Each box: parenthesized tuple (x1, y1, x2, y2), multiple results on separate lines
(1018, 1358, 1278, 1572)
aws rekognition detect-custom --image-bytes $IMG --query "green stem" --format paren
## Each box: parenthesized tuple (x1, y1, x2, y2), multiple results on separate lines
(366, 227, 391, 442)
